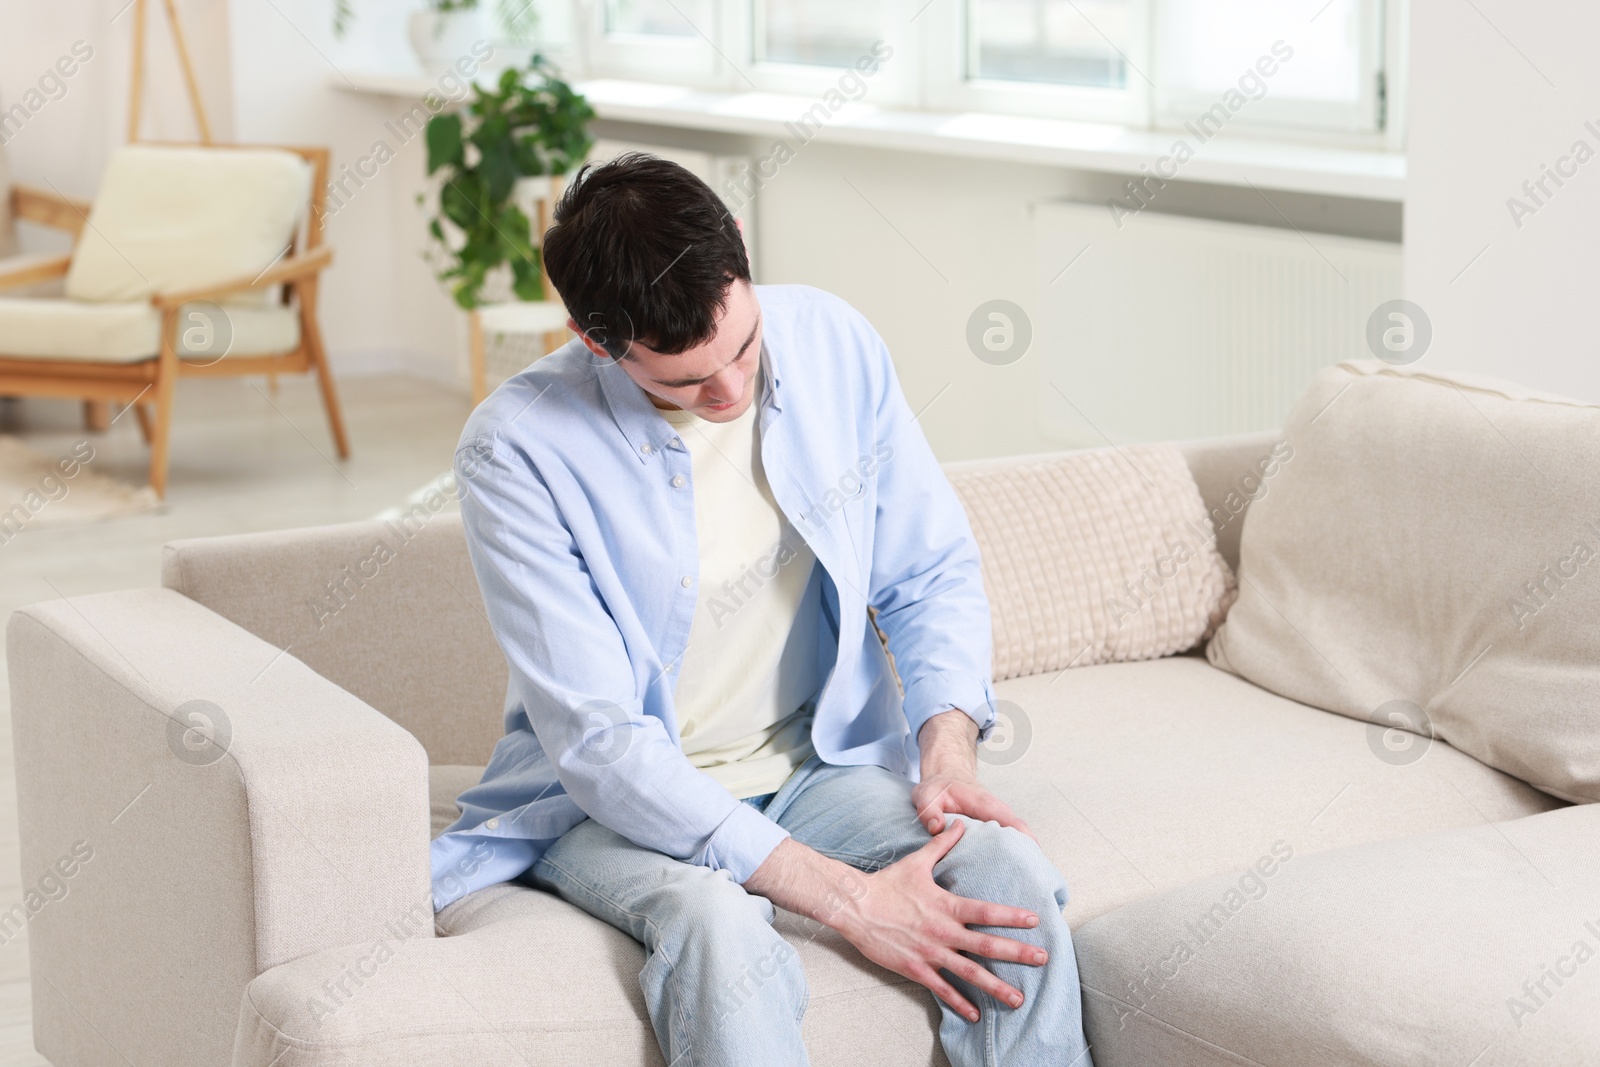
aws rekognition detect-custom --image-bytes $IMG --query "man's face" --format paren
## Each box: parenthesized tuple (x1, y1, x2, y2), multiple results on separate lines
(570, 280, 763, 424)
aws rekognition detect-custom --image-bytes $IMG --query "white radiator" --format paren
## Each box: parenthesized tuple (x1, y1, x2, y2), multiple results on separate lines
(1033, 202, 1402, 443)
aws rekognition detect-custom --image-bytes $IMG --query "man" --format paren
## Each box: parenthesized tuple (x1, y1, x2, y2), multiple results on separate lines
(431, 152, 1094, 1067)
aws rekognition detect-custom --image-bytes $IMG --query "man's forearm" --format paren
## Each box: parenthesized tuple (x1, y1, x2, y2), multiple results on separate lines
(744, 837, 869, 929)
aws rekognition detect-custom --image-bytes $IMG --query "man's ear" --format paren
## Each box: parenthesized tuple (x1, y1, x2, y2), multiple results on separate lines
(734, 215, 745, 235)
(568, 316, 612, 360)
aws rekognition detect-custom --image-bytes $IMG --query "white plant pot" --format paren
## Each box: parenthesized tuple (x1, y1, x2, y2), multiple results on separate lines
(408, 8, 493, 70)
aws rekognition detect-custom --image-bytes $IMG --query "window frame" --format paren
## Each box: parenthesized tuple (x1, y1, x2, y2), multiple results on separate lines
(920, 0, 1153, 125)
(728, 0, 922, 105)
(583, 0, 727, 86)
(570, 0, 1399, 145)
(1150, 0, 1387, 137)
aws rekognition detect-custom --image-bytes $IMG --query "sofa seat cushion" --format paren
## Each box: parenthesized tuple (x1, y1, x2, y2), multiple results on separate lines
(0, 297, 300, 361)
(1072, 803, 1600, 1067)
(235, 880, 948, 1067)
(239, 658, 1562, 1065)
(986, 656, 1564, 926)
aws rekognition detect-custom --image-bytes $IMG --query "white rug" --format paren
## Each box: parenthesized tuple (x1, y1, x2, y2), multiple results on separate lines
(0, 436, 161, 532)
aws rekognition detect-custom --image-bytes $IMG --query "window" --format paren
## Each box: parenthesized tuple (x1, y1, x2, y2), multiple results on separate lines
(971, 0, 1133, 89)
(1155, 0, 1383, 133)
(757, 0, 887, 67)
(584, 0, 1390, 137)
(606, 0, 699, 36)
(586, 0, 721, 83)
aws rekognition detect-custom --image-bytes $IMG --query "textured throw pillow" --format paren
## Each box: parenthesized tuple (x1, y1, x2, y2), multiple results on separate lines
(948, 442, 1236, 683)
(1208, 359, 1600, 804)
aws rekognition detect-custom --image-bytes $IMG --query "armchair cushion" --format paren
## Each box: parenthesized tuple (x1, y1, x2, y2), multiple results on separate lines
(0, 297, 301, 361)
(65, 145, 310, 306)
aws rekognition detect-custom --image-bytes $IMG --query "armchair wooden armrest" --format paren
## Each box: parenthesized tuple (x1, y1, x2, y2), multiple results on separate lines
(0, 253, 72, 291)
(152, 244, 334, 310)
(10, 184, 92, 237)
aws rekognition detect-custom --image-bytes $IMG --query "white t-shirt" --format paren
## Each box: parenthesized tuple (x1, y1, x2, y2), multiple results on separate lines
(660, 380, 822, 799)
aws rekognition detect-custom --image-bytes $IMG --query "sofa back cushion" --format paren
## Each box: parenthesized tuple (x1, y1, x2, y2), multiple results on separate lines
(163, 509, 509, 768)
(947, 442, 1238, 682)
(1207, 360, 1600, 803)
(66, 145, 309, 305)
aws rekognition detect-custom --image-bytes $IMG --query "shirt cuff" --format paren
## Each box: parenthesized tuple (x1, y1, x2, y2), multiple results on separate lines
(695, 796, 792, 884)
(902, 669, 999, 749)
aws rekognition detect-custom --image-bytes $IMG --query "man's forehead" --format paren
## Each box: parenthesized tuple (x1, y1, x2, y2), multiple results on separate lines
(628, 292, 759, 368)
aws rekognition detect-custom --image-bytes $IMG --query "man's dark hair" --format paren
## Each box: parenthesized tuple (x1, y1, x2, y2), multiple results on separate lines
(542, 152, 750, 359)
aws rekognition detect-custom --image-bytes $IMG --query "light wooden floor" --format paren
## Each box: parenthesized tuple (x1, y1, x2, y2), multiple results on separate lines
(0, 374, 473, 1065)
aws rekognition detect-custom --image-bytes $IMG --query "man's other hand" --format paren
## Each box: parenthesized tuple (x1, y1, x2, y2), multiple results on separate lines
(913, 708, 1036, 842)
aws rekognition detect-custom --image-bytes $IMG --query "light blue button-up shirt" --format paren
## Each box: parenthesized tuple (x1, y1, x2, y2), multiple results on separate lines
(430, 284, 999, 911)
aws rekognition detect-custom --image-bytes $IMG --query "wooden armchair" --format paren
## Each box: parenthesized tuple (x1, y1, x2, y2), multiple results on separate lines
(0, 144, 347, 497)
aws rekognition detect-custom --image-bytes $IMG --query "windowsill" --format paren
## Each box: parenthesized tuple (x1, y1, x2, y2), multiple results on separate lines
(335, 70, 1405, 202)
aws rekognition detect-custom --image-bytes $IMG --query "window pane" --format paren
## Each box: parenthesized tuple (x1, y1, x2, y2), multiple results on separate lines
(760, 0, 887, 67)
(606, 0, 696, 37)
(971, 0, 1132, 88)
(1158, 0, 1364, 102)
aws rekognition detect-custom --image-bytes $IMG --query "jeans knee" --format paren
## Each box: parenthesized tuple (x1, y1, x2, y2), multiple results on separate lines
(940, 817, 1070, 916)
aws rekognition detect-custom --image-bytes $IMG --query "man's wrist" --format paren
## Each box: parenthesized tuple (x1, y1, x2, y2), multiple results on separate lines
(917, 708, 980, 780)
(745, 838, 871, 933)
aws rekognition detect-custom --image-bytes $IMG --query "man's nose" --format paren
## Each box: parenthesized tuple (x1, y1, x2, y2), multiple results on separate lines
(708, 367, 744, 401)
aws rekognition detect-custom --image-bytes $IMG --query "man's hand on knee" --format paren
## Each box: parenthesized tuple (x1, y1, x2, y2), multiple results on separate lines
(913, 709, 1036, 841)
(744, 825, 1047, 1024)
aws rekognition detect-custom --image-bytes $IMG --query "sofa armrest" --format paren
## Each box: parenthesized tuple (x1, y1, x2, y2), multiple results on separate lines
(7, 588, 433, 1067)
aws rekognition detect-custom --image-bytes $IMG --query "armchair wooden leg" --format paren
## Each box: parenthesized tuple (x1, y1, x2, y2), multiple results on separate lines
(148, 318, 180, 498)
(133, 403, 154, 445)
(469, 311, 487, 407)
(302, 306, 350, 459)
(83, 400, 110, 433)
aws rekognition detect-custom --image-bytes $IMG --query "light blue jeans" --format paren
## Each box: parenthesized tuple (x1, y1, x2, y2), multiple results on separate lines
(524, 754, 1094, 1067)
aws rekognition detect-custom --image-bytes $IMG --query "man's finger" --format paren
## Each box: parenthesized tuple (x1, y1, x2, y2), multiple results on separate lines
(955, 927, 1048, 966)
(939, 950, 1026, 1009)
(949, 893, 1040, 931)
(915, 817, 966, 865)
(915, 963, 979, 1023)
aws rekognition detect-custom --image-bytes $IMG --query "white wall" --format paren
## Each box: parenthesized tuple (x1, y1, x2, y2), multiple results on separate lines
(1404, 0, 1600, 401)
(4, 0, 1411, 458)
(601, 120, 1399, 460)
(225, 0, 462, 382)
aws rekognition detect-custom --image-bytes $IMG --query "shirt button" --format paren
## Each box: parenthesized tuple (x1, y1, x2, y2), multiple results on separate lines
(671, 475, 686, 488)
(485, 818, 500, 830)
(640, 443, 653, 455)
(681, 576, 692, 588)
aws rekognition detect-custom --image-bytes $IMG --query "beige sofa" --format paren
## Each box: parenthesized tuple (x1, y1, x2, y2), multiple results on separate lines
(9, 362, 1597, 1066)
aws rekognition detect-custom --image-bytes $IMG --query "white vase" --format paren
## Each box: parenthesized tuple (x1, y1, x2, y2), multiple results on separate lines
(408, 8, 494, 70)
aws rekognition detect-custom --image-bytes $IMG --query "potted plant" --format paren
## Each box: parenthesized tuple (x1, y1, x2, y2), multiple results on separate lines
(421, 55, 595, 308)
(334, 1, 534, 68)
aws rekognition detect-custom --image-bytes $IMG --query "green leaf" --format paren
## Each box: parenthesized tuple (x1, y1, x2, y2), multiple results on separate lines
(421, 53, 594, 310)
(425, 113, 464, 174)
(478, 137, 518, 204)
(510, 254, 544, 302)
